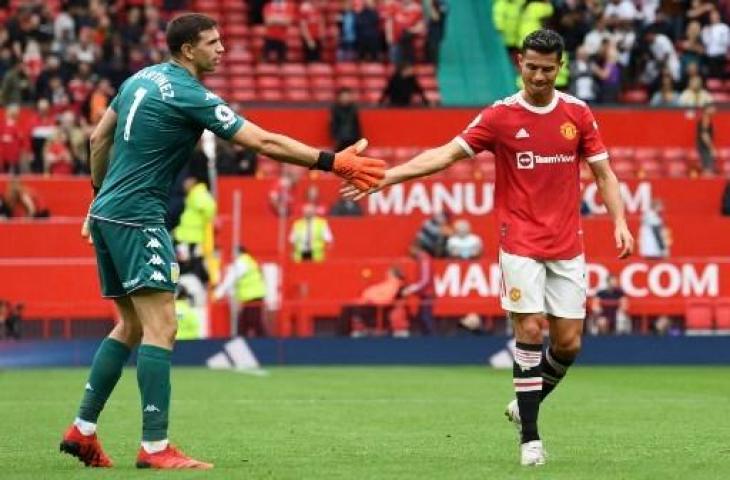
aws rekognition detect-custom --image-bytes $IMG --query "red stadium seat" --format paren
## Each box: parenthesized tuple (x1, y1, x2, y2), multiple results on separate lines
(307, 63, 333, 76)
(335, 63, 358, 75)
(665, 159, 688, 177)
(636, 158, 663, 179)
(360, 90, 382, 104)
(661, 147, 688, 162)
(685, 300, 714, 330)
(361, 77, 387, 90)
(259, 89, 284, 102)
(366, 147, 394, 161)
(224, 24, 249, 38)
(715, 299, 730, 330)
(359, 63, 386, 76)
(620, 89, 648, 104)
(610, 158, 636, 180)
(608, 146, 635, 160)
(336, 76, 360, 90)
(255, 63, 280, 76)
(229, 89, 256, 102)
(312, 90, 335, 102)
(229, 76, 255, 89)
(281, 63, 307, 76)
(204, 76, 227, 89)
(256, 75, 281, 89)
(415, 64, 435, 76)
(284, 76, 309, 89)
(447, 160, 474, 180)
(284, 89, 311, 102)
(706, 78, 724, 92)
(227, 49, 253, 64)
(425, 90, 441, 105)
(227, 64, 253, 75)
(418, 76, 438, 90)
(310, 76, 334, 89)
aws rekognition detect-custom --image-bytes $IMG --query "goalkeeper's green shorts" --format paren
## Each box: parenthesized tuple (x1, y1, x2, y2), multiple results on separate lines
(89, 217, 179, 298)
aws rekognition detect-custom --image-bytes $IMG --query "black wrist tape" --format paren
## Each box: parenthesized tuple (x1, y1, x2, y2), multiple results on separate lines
(312, 151, 335, 171)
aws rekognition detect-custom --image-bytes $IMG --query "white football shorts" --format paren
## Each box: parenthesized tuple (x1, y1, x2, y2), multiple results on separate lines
(499, 249, 587, 319)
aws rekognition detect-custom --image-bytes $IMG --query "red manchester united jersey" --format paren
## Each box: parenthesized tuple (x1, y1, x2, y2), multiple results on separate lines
(455, 91, 608, 260)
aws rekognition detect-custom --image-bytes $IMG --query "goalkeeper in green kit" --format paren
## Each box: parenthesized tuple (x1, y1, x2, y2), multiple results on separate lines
(59, 13, 385, 470)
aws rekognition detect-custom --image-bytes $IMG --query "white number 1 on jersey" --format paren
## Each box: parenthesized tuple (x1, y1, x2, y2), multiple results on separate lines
(124, 87, 148, 141)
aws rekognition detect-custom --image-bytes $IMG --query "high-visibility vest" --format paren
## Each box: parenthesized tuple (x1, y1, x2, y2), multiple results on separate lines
(235, 253, 267, 303)
(493, 0, 526, 48)
(518, 1, 554, 44)
(291, 216, 328, 262)
(174, 183, 216, 245)
(175, 298, 200, 340)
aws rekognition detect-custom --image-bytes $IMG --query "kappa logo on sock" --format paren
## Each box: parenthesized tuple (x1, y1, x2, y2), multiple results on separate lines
(85, 382, 94, 391)
(143, 404, 161, 413)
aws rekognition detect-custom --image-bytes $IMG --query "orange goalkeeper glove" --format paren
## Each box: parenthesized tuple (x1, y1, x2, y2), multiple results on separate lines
(312, 139, 386, 191)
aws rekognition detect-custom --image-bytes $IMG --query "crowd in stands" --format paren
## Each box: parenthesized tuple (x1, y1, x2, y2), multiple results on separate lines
(494, 0, 730, 105)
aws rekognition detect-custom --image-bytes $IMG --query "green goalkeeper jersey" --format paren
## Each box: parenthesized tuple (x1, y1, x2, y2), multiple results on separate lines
(90, 61, 244, 225)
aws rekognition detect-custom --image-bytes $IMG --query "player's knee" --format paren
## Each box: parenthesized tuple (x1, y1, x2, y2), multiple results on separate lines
(143, 317, 178, 346)
(552, 335, 582, 359)
(119, 322, 143, 345)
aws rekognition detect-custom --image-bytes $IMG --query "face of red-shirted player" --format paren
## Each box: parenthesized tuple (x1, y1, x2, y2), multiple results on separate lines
(519, 49, 561, 104)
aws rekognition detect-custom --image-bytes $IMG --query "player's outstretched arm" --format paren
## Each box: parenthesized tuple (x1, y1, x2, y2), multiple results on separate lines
(589, 158, 634, 259)
(82, 107, 118, 243)
(341, 140, 469, 200)
(231, 121, 386, 191)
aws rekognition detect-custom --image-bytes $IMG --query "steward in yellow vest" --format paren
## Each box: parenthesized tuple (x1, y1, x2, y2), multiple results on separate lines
(288, 203, 333, 262)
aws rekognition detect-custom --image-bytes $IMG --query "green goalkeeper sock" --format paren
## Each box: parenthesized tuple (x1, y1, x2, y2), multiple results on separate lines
(137, 344, 172, 441)
(77, 337, 131, 423)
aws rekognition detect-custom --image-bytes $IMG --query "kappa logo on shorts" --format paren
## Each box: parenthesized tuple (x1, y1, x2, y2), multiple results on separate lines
(146, 238, 162, 249)
(509, 288, 522, 302)
(149, 271, 166, 282)
(147, 254, 164, 266)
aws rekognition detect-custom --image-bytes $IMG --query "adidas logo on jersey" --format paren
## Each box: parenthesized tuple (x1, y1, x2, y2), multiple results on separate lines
(146, 238, 162, 249)
(143, 404, 161, 413)
(149, 271, 166, 282)
(515, 128, 530, 139)
(147, 254, 164, 266)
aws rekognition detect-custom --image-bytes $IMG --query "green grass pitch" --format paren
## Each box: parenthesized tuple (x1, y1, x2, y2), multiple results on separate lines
(1, 366, 728, 479)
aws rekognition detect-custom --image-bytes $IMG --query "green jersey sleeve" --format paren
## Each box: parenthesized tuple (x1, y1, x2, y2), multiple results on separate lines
(177, 85, 244, 140)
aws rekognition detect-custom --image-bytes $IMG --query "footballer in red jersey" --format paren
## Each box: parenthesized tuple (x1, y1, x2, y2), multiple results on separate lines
(342, 29, 634, 467)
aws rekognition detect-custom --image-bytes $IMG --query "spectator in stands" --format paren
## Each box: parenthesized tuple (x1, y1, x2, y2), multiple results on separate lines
(650, 73, 679, 106)
(593, 39, 621, 103)
(602, 0, 637, 29)
(687, 0, 717, 26)
(0, 103, 29, 173)
(263, 0, 295, 63)
(329, 197, 364, 216)
(67, 26, 99, 65)
(2, 176, 45, 218)
(492, 0, 524, 55)
(216, 140, 259, 175)
(589, 275, 630, 335)
(0, 300, 7, 340)
(46, 75, 71, 110)
(402, 244, 435, 335)
(0, 62, 33, 105)
(446, 219, 483, 260)
(355, 0, 381, 61)
(338, 0, 358, 61)
(6, 302, 23, 339)
(299, 0, 325, 63)
(249, 0, 268, 25)
(330, 87, 362, 152)
(269, 174, 295, 217)
(425, 0, 447, 64)
(570, 45, 598, 103)
(639, 199, 671, 259)
(582, 17, 611, 57)
(416, 211, 452, 257)
(678, 74, 714, 107)
(43, 129, 73, 175)
(390, 0, 424, 64)
(28, 98, 55, 173)
(174, 176, 217, 285)
(58, 110, 88, 173)
(303, 183, 327, 216)
(345, 266, 407, 337)
(697, 103, 717, 176)
(173, 285, 202, 340)
(289, 202, 333, 262)
(213, 245, 268, 337)
(641, 28, 681, 87)
(680, 21, 705, 79)
(379, 62, 429, 107)
(518, 0, 554, 48)
(653, 315, 681, 336)
(87, 78, 114, 124)
(701, 9, 730, 78)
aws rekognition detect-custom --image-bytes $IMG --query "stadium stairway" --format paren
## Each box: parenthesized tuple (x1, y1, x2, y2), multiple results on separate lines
(437, 0, 516, 106)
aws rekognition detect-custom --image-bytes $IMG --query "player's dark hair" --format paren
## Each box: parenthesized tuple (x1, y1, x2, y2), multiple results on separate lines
(166, 13, 218, 56)
(522, 29, 564, 60)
